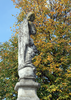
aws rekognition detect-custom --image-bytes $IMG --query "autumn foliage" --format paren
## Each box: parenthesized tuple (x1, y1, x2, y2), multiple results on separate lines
(0, 0, 71, 100)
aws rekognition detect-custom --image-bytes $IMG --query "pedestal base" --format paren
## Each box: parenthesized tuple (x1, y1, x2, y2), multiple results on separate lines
(15, 79, 40, 100)
(17, 97, 40, 100)
(17, 88, 40, 100)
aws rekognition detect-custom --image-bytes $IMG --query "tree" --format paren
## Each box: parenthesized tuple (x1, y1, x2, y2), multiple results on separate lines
(0, 36, 18, 100)
(0, 0, 71, 99)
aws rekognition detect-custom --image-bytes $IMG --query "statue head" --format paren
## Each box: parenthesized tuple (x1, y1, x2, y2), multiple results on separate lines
(27, 12, 35, 22)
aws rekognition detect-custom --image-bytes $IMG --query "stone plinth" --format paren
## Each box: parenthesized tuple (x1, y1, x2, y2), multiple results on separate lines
(15, 64, 40, 100)
(15, 79, 40, 100)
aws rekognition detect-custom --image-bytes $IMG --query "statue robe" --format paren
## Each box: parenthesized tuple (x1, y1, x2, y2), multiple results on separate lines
(18, 19, 30, 70)
(18, 19, 36, 70)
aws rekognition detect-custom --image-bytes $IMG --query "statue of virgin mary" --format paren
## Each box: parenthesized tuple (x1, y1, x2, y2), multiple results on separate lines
(18, 12, 38, 70)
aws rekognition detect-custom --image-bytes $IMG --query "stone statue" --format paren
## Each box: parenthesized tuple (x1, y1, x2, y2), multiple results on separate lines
(18, 12, 38, 70)
(15, 12, 40, 100)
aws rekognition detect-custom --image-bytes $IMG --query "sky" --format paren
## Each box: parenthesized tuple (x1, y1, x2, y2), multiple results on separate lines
(0, 0, 20, 44)
(0, 0, 50, 44)
(0, 2, 20, 99)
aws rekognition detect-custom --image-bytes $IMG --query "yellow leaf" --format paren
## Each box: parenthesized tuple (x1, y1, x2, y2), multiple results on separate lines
(69, 93, 71, 95)
(52, 88, 56, 91)
(5, 53, 7, 56)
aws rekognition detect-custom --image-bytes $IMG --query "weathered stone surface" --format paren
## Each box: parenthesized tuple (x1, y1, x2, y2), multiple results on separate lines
(18, 19, 37, 70)
(27, 12, 35, 22)
(17, 97, 40, 100)
(18, 67, 36, 79)
(15, 80, 40, 100)
(15, 79, 40, 91)
(18, 19, 29, 70)
(18, 59, 36, 71)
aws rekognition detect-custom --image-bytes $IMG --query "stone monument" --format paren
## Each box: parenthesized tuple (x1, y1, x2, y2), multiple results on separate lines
(14, 12, 40, 100)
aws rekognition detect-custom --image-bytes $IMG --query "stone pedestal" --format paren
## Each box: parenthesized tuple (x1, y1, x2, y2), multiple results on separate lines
(15, 79, 40, 100)
(14, 66, 40, 100)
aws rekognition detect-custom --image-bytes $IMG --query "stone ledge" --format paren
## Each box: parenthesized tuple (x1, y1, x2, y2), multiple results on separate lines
(14, 79, 40, 91)
(17, 97, 40, 100)
(18, 77, 36, 81)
